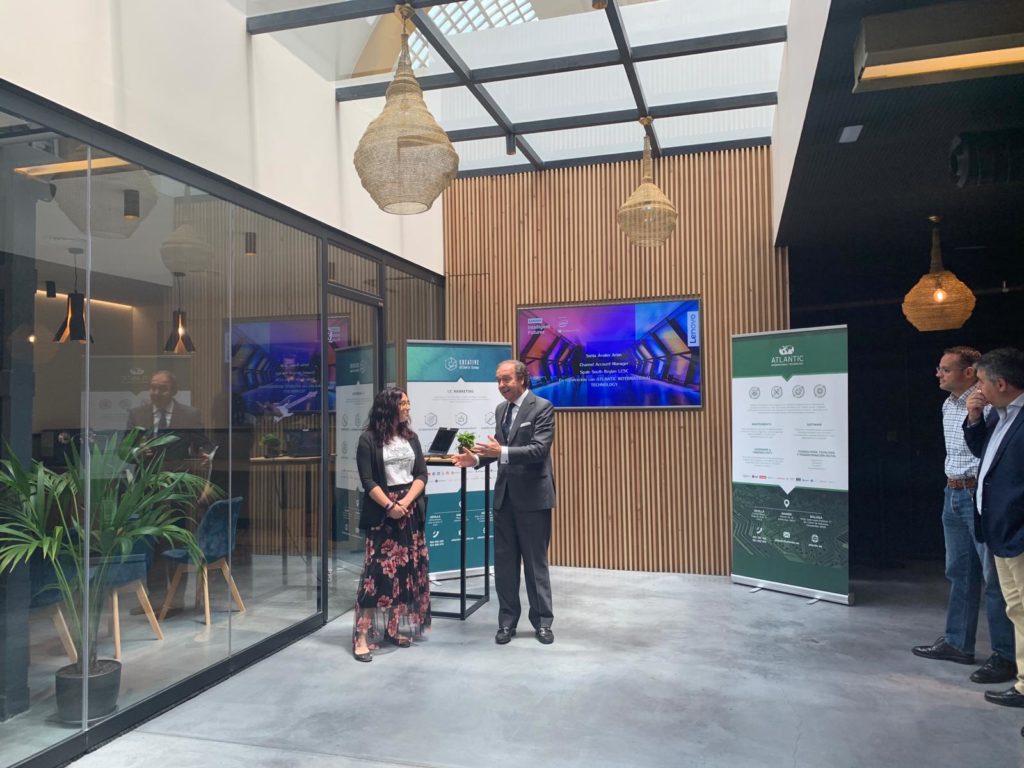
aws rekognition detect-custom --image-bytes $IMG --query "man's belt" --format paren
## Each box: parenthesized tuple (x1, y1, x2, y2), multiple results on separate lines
(947, 476, 977, 489)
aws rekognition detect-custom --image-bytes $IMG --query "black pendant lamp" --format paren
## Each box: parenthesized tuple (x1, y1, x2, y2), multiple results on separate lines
(164, 272, 196, 353)
(53, 247, 92, 343)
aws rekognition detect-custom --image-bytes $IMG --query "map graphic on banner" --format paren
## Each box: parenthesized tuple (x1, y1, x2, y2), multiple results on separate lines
(730, 326, 851, 604)
(406, 341, 512, 575)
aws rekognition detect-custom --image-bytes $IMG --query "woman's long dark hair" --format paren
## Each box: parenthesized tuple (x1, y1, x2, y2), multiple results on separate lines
(365, 387, 415, 444)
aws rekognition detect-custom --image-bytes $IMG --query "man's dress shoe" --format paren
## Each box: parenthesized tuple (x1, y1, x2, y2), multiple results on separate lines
(495, 626, 516, 645)
(971, 653, 1018, 684)
(984, 687, 1024, 707)
(536, 627, 554, 645)
(911, 637, 975, 664)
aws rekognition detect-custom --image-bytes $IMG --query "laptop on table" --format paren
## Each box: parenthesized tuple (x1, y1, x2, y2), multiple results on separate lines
(424, 427, 458, 458)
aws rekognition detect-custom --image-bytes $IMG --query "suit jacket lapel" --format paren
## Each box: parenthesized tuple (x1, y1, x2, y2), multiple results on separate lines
(988, 409, 1024, 473)
(508, 393, 534, 443)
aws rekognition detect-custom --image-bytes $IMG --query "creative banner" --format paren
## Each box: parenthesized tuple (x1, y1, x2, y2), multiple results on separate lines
(406, 341, 512, 575)
(731, 326, 851, 604)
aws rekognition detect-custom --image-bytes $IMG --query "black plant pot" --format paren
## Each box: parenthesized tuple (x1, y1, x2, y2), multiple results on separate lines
(55, 659, 122, 723)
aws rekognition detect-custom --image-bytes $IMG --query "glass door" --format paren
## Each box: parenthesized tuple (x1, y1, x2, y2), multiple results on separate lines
(322, 291, 380, 621)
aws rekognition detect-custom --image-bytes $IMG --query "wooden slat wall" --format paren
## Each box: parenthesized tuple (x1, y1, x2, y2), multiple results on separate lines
(442, 146, 789, 575)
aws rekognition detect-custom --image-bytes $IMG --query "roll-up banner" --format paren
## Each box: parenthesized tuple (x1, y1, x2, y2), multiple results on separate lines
(334, 344, 375, 543)
(406, 341, 512, 576)
(731, 326, 852, 605)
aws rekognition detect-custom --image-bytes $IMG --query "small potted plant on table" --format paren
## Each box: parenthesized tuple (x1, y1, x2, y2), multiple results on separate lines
(260, 433, 282, 459)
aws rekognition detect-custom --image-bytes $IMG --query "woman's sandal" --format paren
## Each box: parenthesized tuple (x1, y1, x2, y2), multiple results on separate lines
(385, 634, 412, 648)
(353, 649, 373, 662)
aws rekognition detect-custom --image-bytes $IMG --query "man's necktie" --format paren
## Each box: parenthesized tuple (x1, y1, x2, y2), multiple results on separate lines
(502, 403, 515, 440)
(157, 410, 168, 432)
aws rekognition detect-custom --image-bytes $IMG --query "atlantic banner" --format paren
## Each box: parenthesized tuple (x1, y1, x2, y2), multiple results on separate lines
(406, 341, 512, 576)
(730, 326, 851, 604)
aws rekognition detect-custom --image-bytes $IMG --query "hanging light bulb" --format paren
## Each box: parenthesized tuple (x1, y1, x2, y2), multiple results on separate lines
(53, 247, 92, 344)
(163, 272, 196, 353)
(902, 216, 975, 331)
(617, 117, 677, 248)
(353, 4, 459, 214)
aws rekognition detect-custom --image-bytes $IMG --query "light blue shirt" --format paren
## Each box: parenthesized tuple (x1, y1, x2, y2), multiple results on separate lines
(977, 392, 1024, 514)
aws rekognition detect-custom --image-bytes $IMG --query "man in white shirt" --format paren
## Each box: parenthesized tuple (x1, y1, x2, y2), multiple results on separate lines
(913, 347, 1015, 684)
(962, 348, 1024, 707)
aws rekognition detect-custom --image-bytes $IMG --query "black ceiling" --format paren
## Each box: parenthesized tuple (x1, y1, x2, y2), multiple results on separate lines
(777, 0, 1024, 304)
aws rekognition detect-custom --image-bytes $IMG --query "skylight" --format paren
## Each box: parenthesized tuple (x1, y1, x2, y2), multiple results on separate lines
(409, 0, 537, 69)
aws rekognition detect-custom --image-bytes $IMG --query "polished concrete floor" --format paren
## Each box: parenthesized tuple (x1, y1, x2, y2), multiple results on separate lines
(69, 564, 1024, 768)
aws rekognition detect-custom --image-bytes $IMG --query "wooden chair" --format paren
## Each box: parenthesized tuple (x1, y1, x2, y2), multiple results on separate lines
(158, 497, 245, 625)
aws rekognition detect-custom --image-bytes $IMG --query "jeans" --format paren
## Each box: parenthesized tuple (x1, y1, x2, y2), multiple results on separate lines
(943, 486, 1015, 659)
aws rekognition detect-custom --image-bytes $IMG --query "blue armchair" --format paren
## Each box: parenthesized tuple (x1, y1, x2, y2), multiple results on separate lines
(158, 497, 246, 625)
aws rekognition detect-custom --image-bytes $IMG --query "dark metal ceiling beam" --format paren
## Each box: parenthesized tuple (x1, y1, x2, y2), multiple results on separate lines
(247, 0, 458, 34)
(409, 11, 543, 170)
(334, 26, 787, 102)
(444, 92, 776, 143)
(456, 137, 770, 179)
(602, 0, 658, 156)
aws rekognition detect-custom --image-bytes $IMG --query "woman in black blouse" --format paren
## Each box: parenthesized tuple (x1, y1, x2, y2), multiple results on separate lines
(352, 387, 430, 662)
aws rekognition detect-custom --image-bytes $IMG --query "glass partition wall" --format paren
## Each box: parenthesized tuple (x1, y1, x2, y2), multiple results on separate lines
(0, 97, 443, 768)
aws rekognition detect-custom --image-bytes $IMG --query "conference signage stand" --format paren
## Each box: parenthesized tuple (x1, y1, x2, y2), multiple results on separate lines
(426, 459, 491, 620)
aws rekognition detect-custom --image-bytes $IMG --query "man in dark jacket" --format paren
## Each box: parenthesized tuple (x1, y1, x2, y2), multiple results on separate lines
(453, 360, 557, 645)
(963, 348, 1024, 707)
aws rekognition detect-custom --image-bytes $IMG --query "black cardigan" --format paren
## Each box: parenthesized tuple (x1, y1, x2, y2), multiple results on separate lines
(356, 430, 428, 531)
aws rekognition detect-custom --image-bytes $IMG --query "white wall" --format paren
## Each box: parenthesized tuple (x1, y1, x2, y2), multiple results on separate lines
(771, 0, 831, 244)
(0, 0, 444, 274)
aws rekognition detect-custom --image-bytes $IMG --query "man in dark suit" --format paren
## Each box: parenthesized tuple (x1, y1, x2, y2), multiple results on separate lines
(127, 370, 207, 466)
(963, 348, 1024, 708)
(453, 359, 557, 645)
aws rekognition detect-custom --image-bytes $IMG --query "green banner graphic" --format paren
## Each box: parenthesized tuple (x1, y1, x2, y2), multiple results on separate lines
(731, 327, 851, 603)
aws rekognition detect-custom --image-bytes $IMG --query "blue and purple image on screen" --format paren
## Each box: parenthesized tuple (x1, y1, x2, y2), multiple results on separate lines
(517, 299, 701, 409)
(231, 317, 349, 418)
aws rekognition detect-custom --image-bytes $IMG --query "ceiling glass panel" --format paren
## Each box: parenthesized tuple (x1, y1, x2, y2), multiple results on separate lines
(656, 105, 775, 149)
(454, 137, 533, 173)
(621, 0, 790, 47)
(435, 2, 615, 70)
(486, 66, 635, 124)
(246, 11, 453, 81)
(637, 43, 784, 107)
(423, 87, 499, 132)
(529, 122, 648, 164)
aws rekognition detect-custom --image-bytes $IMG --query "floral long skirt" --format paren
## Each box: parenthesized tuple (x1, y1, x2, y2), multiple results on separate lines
(352, 485, 430, 651)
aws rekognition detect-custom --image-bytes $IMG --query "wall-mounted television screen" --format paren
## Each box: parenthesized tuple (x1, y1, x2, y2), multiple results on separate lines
(230, 316, 349, 419)
(516, 298, 702, 409)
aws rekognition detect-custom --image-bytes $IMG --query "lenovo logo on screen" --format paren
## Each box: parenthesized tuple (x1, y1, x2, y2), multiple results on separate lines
(686, 311, 700, 346)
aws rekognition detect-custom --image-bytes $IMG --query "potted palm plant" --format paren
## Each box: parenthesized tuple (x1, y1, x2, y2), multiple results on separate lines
(0, 429, 212, 722)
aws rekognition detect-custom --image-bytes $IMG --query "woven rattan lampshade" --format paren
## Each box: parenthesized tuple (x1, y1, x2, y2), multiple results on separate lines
(353, 9, 458, 215)
(902, 218, 976, 331)
(617, 120, 677, 248)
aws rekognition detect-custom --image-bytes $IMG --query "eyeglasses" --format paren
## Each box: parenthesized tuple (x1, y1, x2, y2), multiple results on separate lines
(399, 400, 411, 407)
(935, 366, 965, 374)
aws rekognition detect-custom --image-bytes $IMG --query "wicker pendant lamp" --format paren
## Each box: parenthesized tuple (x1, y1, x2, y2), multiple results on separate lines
(901, 216, 976, 331)
(353, 5, 459, 215)
(617, 117, 677, 248)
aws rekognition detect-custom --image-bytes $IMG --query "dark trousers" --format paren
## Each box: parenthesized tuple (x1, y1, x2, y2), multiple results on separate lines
(494, 497, 553, 630)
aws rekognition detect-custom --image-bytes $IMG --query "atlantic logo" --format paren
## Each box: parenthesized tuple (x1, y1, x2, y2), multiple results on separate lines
(770, 344, 805, 368)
